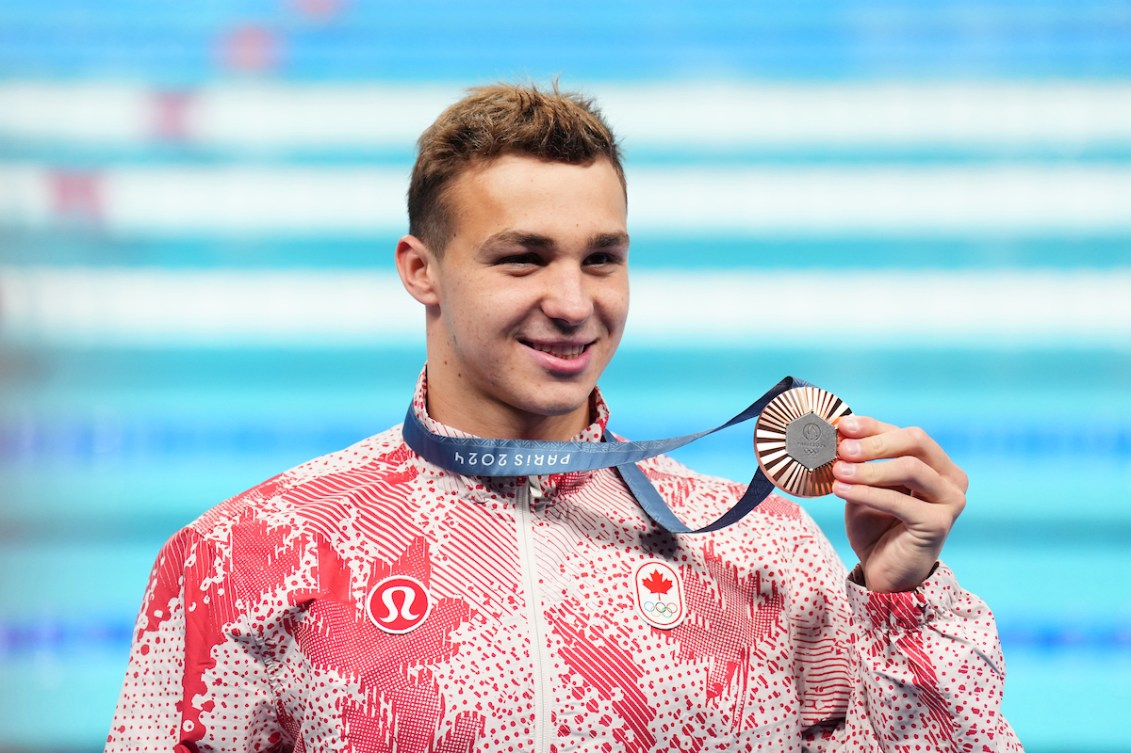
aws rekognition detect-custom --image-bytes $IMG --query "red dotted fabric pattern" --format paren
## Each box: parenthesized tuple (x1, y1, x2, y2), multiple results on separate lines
(107, 374, 1022, 752)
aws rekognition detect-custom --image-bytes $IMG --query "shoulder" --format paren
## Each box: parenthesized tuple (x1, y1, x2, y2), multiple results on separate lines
(186, 424, 414, 543)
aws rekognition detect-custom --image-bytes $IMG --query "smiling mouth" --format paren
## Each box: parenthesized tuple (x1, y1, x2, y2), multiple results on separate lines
(522, 340, 592, 359)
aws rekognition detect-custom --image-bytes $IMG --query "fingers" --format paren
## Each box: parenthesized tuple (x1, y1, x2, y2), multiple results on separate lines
(836, 415, 968, 493)
(833, 455, 961, 507)
(832, 415, 966, 528)
(832, 457, 966, 532)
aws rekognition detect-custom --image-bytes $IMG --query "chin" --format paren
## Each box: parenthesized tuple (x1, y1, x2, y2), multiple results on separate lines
(524, 389, 593, 419)
(528, 400, 587, 418)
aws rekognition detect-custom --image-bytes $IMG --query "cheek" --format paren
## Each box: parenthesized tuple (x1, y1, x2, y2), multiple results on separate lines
(599, 287, 630, 331)
(442, 282, 488, 326)
(442, 288, 513, 346)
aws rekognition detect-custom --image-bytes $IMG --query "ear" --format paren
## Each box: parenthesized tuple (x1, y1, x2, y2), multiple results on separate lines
(395, 234, 441, 306)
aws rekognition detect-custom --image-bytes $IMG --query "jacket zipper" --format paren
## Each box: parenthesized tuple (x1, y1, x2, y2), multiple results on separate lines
(515, 479, 549, 753)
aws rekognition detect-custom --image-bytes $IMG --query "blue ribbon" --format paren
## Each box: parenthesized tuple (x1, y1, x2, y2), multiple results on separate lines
(402, 376, 810, 534)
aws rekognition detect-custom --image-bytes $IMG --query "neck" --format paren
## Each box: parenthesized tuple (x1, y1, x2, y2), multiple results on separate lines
(425, 387, 591, 441)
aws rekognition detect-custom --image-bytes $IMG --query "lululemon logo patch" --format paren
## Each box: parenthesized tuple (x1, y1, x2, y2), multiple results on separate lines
(633, 560, 686, 630)
(367, 575, 431, 634)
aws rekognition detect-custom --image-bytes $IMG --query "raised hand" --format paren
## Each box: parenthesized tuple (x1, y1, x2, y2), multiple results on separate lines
(831, 415, 968, 593)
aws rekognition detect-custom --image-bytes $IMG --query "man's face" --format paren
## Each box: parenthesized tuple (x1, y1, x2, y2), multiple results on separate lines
(422, 154, 629, 439)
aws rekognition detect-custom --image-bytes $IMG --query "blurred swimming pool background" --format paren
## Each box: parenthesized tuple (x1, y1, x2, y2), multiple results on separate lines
(2, 2, 1130, 750)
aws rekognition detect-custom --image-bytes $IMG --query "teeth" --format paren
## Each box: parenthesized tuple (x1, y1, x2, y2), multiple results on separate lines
(530, 343, 586, 358)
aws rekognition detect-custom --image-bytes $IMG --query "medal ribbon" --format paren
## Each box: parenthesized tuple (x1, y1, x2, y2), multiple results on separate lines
(402, 375, 811, 534)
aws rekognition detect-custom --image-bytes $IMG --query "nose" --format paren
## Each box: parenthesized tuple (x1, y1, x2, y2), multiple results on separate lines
(541, 262, 593, 326)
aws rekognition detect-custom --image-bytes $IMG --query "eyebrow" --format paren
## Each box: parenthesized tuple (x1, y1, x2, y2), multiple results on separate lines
(482, 230, 630, 250)
(591, 231, 631, 249)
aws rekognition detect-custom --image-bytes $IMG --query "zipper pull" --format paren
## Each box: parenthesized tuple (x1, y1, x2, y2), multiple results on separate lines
(528, 479, 545, 507)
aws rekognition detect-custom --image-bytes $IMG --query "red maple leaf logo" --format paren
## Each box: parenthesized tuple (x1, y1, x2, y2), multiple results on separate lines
(641, 569, 673, 596)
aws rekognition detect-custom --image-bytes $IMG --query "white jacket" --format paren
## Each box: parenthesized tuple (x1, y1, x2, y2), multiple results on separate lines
(107, 376, 1022, 752)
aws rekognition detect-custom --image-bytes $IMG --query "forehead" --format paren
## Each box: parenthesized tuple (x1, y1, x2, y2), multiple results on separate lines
(444, 155, 627, 240)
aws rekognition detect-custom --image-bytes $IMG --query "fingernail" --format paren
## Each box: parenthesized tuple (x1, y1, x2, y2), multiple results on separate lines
(839, 416, 859, 433)
(839, 439, 861, 458)
(835, 461, 856, 478)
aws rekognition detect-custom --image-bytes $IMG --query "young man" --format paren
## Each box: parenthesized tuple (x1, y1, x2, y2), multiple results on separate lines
(107, 84, 1022, 752)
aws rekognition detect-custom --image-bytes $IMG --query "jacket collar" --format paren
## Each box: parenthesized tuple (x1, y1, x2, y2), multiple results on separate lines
(409, 367, 611, 499)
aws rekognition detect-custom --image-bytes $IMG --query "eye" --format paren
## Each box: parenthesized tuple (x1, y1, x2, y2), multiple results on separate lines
(497, 252, 544, 267)
(584, 250, 625, 267)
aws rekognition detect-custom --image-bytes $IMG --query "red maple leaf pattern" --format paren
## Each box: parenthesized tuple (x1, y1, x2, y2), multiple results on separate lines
(641, 569, 674, 595)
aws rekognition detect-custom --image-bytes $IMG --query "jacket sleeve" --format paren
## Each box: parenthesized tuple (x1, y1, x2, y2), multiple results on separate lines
(105, 527, 283, 753)
(787, 513, 1023, 752)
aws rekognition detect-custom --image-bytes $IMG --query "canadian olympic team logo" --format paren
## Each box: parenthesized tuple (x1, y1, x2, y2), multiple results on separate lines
(366, 575, 431, 634)
(632, 560, 686, 630)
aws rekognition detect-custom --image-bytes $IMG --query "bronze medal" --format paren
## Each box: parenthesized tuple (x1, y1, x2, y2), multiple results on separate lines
(754, 386, 852, 497)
